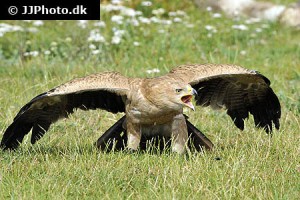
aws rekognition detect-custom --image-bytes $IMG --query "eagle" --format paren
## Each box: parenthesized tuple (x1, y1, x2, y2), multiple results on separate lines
(0, 64, 281, 154)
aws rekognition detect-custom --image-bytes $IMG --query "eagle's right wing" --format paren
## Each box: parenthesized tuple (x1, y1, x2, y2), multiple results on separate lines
(1, 72, 130, 150)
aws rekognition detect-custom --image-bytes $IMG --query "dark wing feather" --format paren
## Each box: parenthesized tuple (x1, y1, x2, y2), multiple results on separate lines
(168, 64, 281, 133)
(1, 72, 130, 150)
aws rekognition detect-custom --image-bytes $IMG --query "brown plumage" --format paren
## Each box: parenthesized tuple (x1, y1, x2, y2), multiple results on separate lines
(1, 64, 281, 153)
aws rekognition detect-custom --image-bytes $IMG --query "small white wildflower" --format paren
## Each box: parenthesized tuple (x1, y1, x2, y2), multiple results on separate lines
(245, 18, 261, 24)
(101, 4, 123, 12)
(240, 50, 247, 55)
(121, 8, 139, 17)
(205, 25, 215, 31)
(31, 51, 39, 57)
(176, 10, 186, 16)
(24, 51, 39, 57)
(133, 41, 140, 46)
(206, 6, 212, 12)
(93, 21, 106, 27)
(88, 30, 105, 42)
(169, 11, 177, 17)
(212, 13, 222, 18)
(255, 28, 262, 33)
(152, 8, 165, 15)
(111, 15, 124, 24)
(173, 17, 182, 23)
(77, 20, 88, 28)
(65, 37, 72, 42)
(51, 41, 57, 46)
(150, 16, 161, 23)
(160, 19, 172, 25)
(127, 18, 140, 26)
(232, 24, 248, 31)
(146, 68, 160, 74)
(113, 28, 125, 36)
(92, 49, 101, 54)
(111, 0, 122, 5)
(141, 1, 152, 6)
(27, 27, 38, 33)
(32, 20, 44, 26)
(44, 50, 51, 55)
(111, 35, 121, 44)
(139, 17, 151, 24)
(89, 44, 96, 49)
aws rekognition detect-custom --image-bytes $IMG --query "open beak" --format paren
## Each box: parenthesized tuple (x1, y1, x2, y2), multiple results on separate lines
(181, 88, 197, 111)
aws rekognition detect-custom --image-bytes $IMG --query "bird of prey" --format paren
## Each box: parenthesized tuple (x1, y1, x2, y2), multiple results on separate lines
(0, 64, 281, 154)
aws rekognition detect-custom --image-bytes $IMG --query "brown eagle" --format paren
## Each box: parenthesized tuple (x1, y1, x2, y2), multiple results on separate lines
(0, 64, 281, 153)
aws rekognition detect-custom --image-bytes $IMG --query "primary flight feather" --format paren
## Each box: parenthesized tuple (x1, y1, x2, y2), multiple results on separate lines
(1, 64, 281, 153)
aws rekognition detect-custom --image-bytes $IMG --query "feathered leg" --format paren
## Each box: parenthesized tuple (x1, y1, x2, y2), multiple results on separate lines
(95, 115, 214, 152)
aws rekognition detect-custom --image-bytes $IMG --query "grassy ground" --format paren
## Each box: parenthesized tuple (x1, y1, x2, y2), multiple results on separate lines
(0, 0, 299, 199)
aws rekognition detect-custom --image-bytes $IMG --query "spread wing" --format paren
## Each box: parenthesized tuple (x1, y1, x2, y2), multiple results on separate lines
(1, 72, 130, 150)
(167, 64, 281, 133)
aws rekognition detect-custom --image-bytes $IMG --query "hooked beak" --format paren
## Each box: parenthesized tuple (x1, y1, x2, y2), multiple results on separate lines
(181, 87, 197, 111)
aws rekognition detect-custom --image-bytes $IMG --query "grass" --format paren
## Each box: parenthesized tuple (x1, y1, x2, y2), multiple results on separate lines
(0, 0, 299, 199)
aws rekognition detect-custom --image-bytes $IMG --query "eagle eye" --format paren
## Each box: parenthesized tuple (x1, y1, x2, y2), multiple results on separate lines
(175, 89, 183, 93)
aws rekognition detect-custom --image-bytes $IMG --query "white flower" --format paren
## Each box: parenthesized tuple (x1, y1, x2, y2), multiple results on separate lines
(160, 19, 172, 25)
(127, 18, 140, 26)
(255, 28, 262, 33)
(240, 50, 247, 55)
(44, 50, 51, 55)
(111, 0, 122, 5)
(77, 20, 88, 28)
(111, 35, 121, 44)
(133, 41, 140, 46)
(232, 24, 248, 31)
(139, 17, 151, 24)
(205, 25, 215, 31)
(24, 51, 39, 57)
(212, 13, 222, 18)
(93, 21, 106, 27)
(111, 15, 124, 24)
(121, 8, 139, 17)
(150, 16, 161, 23)
(112, 28, 125, 36)
(0, 23, 24, 37)
(89, 44, 96, 49)
(168, 11, 177, 17)
(152, 8, 165, 15)
(33, 20, 44, 26)
(146, 68, 160, 74)
(88, 30, 105, 42)
(206, 7, 212, 12)
(141, 1, 152, 6)
(65, 37, 72, 42)
(173, 17, 182, 23)
(92, 49, 101, 54)
(101, 4, 123, 12)
(245, 18, 261, 24)
(27, 27, 38, 33)
(158, 29, 165, 33)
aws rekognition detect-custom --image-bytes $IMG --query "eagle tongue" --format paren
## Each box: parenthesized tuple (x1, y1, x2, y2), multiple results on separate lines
(185, 100, 195, 111)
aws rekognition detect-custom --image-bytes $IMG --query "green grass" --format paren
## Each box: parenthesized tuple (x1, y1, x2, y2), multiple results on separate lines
(0, 0, 299, 199)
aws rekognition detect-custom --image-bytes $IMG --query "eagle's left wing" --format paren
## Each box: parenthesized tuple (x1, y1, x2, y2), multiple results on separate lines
(167, 64, 281, 133)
